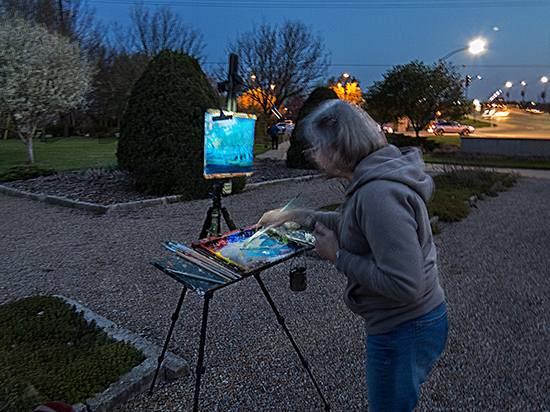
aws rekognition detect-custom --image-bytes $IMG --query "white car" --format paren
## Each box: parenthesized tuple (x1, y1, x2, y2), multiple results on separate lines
(428, 120, 475, 136)
(276, 120, 295, 134)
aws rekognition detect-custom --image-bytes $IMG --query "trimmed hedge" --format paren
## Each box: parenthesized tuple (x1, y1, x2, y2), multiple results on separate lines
(286, 87, 338, 169)
(117, 51, 245, 198)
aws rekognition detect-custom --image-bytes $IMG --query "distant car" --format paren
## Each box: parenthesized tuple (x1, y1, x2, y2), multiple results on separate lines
(377, 123, 394, 134)
(276, 120, 295, 134)
(428, 120, 475, 136)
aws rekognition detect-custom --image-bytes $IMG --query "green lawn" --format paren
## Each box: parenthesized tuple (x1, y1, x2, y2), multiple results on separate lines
(2, 136, 549, 178)
(0, 138, 118, 175)
(1, 138, 274, 176)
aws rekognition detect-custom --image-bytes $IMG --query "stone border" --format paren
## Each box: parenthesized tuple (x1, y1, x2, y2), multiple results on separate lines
(55, 296, 187, 412)
(0, 174, 325, 214)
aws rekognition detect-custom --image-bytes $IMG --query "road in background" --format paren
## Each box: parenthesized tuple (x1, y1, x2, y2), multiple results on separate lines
(402, 108, 550, 140)
(473, 108, 550, 139)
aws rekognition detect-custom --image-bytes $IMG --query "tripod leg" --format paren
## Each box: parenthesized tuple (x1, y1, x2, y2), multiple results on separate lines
(149, 286, 188, 396)
(193, 292, 213, 412)
(221, 207, 237, 231)
(200, 207, 214, 239)
(253, 274, 331, 411)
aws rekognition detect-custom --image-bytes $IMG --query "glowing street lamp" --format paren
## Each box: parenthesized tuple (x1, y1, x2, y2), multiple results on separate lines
(541, 76, 548, 103)
(439, 38, 486, 66)
(505, 82, 513, 101)
(521, 81, 527, 102)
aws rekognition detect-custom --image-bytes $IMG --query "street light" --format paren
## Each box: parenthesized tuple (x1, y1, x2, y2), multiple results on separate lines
(505, 82, 513, 102)
(439, 38, 486, 66)
(521, 81, 527, 102)
(341, 73, 350, 100)
(541, 76, 548, 103)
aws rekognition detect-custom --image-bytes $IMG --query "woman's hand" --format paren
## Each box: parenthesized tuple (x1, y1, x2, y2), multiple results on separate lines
(257, 209, 296, 228)
(313, 221, 340, 264)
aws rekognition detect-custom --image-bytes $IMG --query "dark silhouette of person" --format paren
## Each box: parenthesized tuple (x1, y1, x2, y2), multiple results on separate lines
(269, 124, 279, 149)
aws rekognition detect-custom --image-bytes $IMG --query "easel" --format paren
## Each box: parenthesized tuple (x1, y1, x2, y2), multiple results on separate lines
(199, 181, 236, 239)
(148, 193, 330, 411)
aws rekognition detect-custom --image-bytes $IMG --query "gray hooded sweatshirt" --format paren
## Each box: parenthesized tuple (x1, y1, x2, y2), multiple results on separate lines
(313, 144, 445, 335)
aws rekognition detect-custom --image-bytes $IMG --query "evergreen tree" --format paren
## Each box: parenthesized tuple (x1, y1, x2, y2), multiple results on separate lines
(118, 50, 244, 198)
(286, 87, 338, 169)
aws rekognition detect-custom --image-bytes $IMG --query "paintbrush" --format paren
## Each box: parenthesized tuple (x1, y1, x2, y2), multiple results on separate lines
(164, 267, 226, 284)
(244, 193, 302, 245)
(162, 242, 239, 281)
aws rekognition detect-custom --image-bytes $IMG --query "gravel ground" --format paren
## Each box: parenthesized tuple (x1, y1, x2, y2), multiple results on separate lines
(1, 174, 549, 411)
(1, 159, 318, 205)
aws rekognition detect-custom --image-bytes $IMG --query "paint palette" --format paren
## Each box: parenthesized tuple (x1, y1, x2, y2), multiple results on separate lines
(192, 225, 314, 273)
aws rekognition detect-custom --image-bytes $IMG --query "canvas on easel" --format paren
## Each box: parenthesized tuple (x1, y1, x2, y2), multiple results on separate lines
(204, 109, 256, 179)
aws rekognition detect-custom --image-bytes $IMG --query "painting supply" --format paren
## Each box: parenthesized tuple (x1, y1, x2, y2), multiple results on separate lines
(244, 193, 302, 245)
(193, 225, 313, 274)
(289, 267, 307, 291)
(165, 267, 226, 284)
(165, 241, 241, 279)
(162, 241, 240, 281)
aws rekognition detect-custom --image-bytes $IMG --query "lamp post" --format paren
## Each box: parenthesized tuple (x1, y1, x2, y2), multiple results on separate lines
(541, 76, 548, 103)
(438, 38, 485, 67)
(520, 81, 527, 103)
(337, 73, 350, 100)
(505, 82, 513, 102)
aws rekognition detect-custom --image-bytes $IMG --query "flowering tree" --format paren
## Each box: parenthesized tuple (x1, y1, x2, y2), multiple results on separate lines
(0, 16, 95, 163)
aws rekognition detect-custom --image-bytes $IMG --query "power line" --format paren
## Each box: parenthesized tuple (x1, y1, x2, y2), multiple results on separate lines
(88, 0, 546, 9)
(203, 61, 550, 69)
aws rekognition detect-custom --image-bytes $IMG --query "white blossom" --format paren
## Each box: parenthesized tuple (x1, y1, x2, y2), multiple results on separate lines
(0, 16, 95, 163)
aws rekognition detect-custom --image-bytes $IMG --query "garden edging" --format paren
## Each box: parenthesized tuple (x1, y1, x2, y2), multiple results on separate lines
(0, 174, 324, 213)
(56, 296, 187, 412)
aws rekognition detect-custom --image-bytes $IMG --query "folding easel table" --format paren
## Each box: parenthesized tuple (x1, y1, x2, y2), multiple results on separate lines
(148, 230, 330, 412)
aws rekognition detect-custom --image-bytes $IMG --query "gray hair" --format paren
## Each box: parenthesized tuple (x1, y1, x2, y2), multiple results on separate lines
(301, 99, 387, 174)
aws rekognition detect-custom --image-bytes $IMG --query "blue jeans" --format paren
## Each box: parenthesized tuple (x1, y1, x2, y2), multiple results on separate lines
(365, 302, 448, 412)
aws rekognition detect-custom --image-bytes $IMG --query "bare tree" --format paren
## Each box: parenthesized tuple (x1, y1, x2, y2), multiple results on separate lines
(0, 0, 104, 48)
(231, 19, 330, 115)
(117, 4, 206, 62)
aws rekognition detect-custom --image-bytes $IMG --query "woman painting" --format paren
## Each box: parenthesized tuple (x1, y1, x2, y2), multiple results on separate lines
(259, 99, 448, 412)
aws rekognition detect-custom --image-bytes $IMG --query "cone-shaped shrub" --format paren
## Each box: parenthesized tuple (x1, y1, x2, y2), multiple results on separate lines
(117, 51, 245, 198)
(286, 87, 338, 169)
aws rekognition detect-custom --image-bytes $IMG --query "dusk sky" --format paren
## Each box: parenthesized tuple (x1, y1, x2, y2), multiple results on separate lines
(90, 0, 550, 103)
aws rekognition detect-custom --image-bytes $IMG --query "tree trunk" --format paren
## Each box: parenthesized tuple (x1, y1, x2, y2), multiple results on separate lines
(25, 138, 35, 164)
(41, 120, 47, 143)
(63, 113, 70, 137)
(17, 120, 38, 164)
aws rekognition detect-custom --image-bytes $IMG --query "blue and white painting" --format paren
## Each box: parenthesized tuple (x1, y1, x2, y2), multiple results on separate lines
(204, 110, 256, 179)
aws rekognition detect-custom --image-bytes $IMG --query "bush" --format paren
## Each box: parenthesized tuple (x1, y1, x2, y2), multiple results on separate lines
(386, 133, 440, 152)
(117, 51, 245, 198)
(427, 167, 518, 223)
(286, 87, 338, 169)
(0, 165, 56, 182)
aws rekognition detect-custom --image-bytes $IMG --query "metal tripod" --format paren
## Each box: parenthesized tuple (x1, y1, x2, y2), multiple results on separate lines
(199, 182, 236, 239)
(149, 275, 331, 411)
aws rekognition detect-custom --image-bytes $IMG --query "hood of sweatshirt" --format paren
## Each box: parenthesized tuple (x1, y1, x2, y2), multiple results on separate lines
(346, 144, 434, 203)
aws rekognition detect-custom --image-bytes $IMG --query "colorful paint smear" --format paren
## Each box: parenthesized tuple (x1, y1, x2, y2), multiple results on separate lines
(194, 226, 313, 273)
(204, 110, 256, 179)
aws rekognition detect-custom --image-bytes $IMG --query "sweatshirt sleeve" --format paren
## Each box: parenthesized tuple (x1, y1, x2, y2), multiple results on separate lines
(334, 183, 426, 304)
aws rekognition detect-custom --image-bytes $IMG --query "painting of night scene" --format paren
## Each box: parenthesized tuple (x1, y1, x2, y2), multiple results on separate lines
(204, 110, 256, 179)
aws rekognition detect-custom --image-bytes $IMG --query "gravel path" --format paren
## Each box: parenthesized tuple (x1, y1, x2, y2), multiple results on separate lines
(1, 159, 318, 205)
(1, 176, 549, 411)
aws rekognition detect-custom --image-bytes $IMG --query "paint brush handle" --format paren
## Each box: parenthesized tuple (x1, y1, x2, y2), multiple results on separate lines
(280, 193, 301, 211)
(164, 267, 225, 284)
